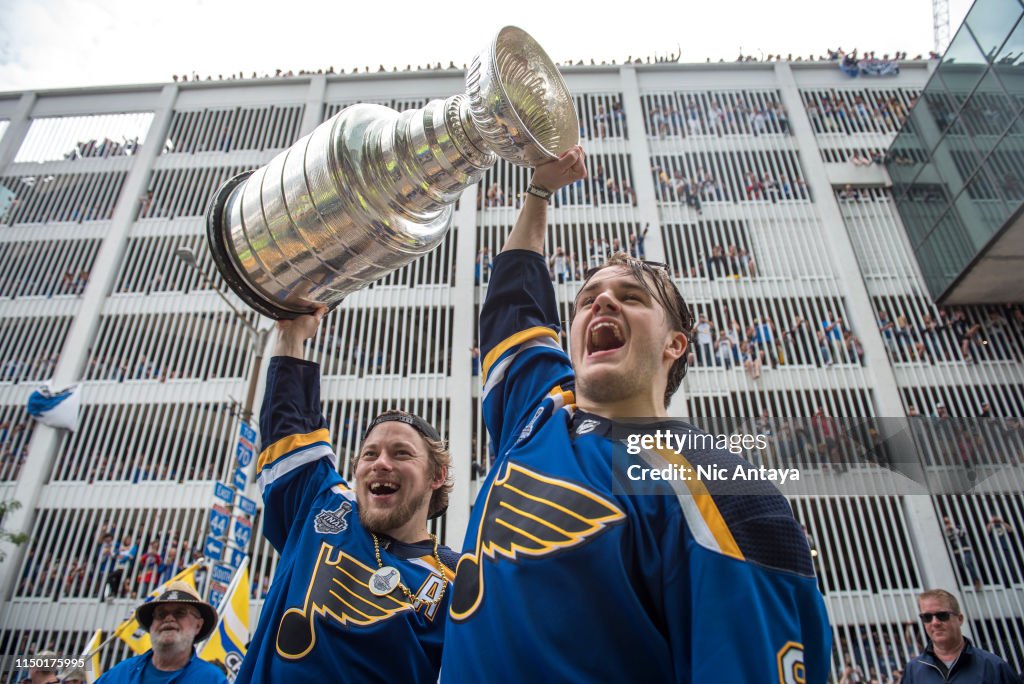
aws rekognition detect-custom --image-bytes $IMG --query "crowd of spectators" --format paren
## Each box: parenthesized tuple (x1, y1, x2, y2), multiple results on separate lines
(56, 270, 90, 295)
(587, 101, 627, 139)
(479, 165, 638, 211)
(805, 92, 915, 134)
(653, 165, 721, 210)
(905, 400, 1024, 474)
(17, 523, 206, 601)
(700, 243, 756, 280)
(847, 149, 889, 167)
(652, 164, 810, 205)
(937, 507, 1019, 593)
(738, 47, 935, 63)
(86, 354, 186, 383)
(469, 238, 1024, 380)
(71, 456, 221, 485)
(1, 355, 59, 386)
(168, 48, 931, 84)
(830, 623, 919, 684)
(647, 98, 788, 138)
(687, 310, 865, 379)
(875, 304, 1023, 366)
(0, 418, 33, 481)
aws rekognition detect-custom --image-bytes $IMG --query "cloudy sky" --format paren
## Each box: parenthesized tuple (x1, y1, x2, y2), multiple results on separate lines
(0, 0, 975, 91)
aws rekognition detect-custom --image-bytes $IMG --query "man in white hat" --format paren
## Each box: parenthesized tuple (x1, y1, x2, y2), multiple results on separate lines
(57, 667, 86, 684)
(20, 650, 59, 684)
(96, 581, 227, 683)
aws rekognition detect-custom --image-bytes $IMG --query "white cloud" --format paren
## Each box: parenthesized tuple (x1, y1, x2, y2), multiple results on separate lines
(0, 0, 977, 91)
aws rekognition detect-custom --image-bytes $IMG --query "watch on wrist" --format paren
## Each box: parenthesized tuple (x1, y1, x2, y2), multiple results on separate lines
(525, 183, 552, 202)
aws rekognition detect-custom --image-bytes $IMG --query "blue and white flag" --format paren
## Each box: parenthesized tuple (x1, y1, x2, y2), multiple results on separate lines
(26, 383, 81, 431)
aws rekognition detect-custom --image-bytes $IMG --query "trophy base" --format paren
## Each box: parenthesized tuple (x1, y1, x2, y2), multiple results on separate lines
(207, 170, 317, 321)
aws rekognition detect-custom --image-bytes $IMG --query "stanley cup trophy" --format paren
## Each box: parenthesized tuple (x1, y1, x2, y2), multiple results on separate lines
(206, 26, 579, 319)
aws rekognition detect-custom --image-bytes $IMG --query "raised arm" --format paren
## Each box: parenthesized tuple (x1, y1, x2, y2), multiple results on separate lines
(257, 306, 337, 551)
(502, 146, 587, 254)
(274, 306, 327, 359)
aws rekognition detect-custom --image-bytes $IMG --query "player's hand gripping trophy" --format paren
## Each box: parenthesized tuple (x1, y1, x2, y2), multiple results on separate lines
(206, 26, 579, 319)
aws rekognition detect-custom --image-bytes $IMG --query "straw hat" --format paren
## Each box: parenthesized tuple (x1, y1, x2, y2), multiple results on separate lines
(135, 581, 217, 642)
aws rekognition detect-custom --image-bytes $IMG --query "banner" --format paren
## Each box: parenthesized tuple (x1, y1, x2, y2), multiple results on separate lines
(113, 562, 201, 654)
(26, 383, 81, 431)
(80, 629, 103, 683)
(200, 561, 250, 680)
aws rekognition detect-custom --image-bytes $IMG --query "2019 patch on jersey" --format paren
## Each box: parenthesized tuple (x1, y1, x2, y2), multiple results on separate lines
(313, 501, 352, 535)
(450, 462, 625, 620)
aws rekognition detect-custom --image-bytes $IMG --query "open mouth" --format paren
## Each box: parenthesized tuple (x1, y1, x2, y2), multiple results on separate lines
(368, 481, 401, 499)
(586, 320, 625, 357)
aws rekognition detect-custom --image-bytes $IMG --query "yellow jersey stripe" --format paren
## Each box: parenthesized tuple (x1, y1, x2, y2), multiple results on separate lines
(416, 554, 456, 579)
(257, 428, 331, 473)
(652, 446, 744, 560)
(547, 385, 575, 409)
(482, 327, 560, 379)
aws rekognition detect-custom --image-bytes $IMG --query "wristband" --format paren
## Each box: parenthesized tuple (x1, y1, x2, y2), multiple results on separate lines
(526, 183, 552, 202)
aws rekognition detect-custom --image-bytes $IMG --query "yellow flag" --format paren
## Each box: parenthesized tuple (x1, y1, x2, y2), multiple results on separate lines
(113, 563, 201, 654)
(200, 562, 249, 679)
(79, 629, 103, 683)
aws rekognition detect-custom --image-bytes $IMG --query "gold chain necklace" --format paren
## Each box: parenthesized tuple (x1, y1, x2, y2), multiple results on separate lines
(369, 533, 448, 607)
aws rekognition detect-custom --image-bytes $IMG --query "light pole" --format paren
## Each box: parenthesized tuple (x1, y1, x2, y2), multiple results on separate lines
(174, 246, 270, 422)
(174, 246, 269, 606)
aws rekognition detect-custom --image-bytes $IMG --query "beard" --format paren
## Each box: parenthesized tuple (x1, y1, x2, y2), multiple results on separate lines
(356, 488, 431, 536)
(152, 626, 195, 654)
(575, 349, 660, 408)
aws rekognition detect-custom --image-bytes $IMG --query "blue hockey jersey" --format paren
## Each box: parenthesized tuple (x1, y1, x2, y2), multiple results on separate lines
(236, 357, 457, 684)
(440, 250, 832, 683)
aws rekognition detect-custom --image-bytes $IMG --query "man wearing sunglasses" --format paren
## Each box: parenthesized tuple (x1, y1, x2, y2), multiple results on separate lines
(902, 589, 1018, 682)
(441, 147, 830, 682)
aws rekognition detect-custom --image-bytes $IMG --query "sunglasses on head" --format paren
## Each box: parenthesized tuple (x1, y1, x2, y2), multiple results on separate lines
(582, 259, 669, 281)
(919, 611, 956, 623)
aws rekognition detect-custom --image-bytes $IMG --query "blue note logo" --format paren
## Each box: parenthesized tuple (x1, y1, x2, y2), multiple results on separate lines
(313, 502, 352, 535)
(450, 462, 625, 621)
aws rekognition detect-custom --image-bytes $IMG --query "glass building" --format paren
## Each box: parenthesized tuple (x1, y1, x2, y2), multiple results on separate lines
(889, 0, 1024, 303)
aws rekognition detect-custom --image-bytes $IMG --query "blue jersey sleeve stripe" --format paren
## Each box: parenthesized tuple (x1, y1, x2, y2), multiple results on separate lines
(482, 326, 560, 379)
(257, 443, 336, 495)
(257, 428, 331, 474)
(482, 336, 566, 402)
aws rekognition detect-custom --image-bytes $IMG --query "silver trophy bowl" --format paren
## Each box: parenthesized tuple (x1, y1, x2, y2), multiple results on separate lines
(207, 25, 579, 319)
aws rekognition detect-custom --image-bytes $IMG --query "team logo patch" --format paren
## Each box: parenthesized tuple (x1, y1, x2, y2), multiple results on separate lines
(313, 501, 352, 535)
(575, 419, 600, 435)
(224, 652, 243, 677)
(776, 641, 806, 684)
(276, 543, 410, 659)
(450, 462, 625, 621)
